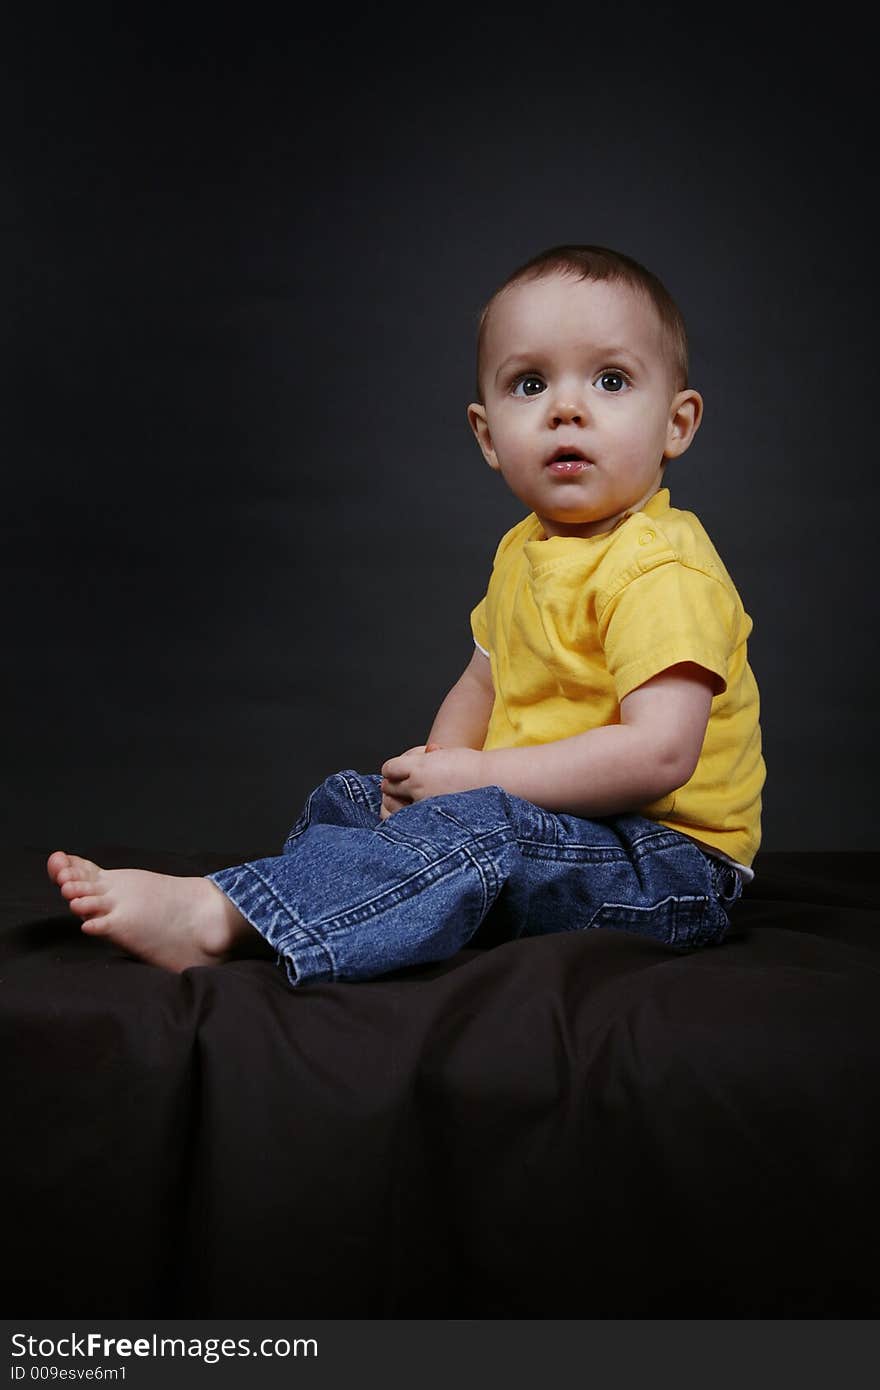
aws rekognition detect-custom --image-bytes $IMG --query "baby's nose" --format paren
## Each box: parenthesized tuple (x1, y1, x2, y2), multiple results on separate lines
(549, 398, 586, 426)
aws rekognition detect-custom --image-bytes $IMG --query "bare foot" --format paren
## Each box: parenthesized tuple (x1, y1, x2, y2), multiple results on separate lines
(46, 850, 256, 972)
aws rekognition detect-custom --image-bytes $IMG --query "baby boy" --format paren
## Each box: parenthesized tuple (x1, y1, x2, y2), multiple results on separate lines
(48, 245, 765, 983)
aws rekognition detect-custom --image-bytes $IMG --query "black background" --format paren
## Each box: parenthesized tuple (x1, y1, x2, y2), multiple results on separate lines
(3, 10, 877, 855)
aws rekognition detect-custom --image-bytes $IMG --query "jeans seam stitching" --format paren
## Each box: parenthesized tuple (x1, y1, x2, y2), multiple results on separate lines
(375, 825, 436, 863)
(452, 840, 493, 918)
(244, 863, 336, 969)
(339, 770, 376, 811)
(318, 845, 492, 933)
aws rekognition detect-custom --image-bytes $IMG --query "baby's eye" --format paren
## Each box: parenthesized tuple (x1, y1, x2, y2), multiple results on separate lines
(511, 374, 546, 398)
(595, 370, 628, 393)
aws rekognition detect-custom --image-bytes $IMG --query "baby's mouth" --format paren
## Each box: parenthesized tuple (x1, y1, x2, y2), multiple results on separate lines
(546, 446, 591, 476)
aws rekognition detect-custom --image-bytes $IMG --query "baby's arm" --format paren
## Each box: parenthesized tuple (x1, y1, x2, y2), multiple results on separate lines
(425, 647, 495, 749)
(379, 649, 494, 818)
(381, 662, 715, 819)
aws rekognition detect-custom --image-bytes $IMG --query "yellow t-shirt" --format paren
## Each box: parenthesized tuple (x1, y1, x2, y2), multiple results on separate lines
(470, 488, 765, 868)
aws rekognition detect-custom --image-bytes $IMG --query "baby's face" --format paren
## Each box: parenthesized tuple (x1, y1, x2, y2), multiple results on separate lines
(468, 273, 701, 539)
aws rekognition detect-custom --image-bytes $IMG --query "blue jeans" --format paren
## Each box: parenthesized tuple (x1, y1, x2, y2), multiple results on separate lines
(207, 771, 742, 986)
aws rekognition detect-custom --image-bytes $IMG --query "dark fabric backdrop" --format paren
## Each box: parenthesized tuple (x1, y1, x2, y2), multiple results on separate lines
(3, 11, 878, 854)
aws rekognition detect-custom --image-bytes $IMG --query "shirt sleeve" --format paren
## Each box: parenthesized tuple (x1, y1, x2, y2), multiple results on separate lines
(597, 559, 738, 701)
(470, 595, 490, 655)
(469, 515, 532, 661)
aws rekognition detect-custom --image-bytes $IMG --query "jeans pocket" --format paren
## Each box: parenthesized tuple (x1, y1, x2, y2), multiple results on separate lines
(587, 893, 727, 949)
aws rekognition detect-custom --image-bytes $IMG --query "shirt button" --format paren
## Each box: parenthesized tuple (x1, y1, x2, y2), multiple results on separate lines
(638, 530, 655, 545)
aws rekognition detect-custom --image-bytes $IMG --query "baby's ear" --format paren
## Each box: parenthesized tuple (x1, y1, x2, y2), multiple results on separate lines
(467, 403, 501, 472)
(664, 389, 703, 459)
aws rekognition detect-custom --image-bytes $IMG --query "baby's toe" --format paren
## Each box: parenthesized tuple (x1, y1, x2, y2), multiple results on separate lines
(60, 879, 92, 901)
(67, 854, 101, 878)
(71, 895, 109, 921)
(47, 850, 71, 882)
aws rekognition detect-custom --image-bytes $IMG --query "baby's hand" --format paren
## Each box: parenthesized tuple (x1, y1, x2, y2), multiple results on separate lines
(379, 744, 428, 820)
(380, 744, 487, 817)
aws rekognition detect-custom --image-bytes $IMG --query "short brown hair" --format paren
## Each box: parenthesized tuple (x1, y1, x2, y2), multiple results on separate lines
(475, 244, 689, 401)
